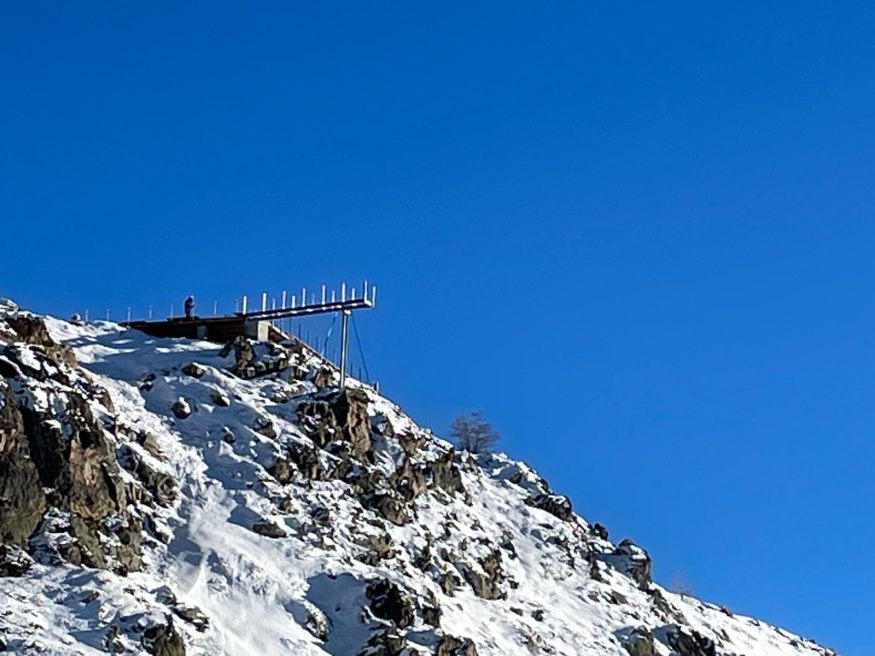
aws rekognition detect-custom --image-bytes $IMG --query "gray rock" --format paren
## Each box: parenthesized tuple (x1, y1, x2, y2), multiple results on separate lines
(366, 578, 415, 629)
(616, 627, 655, 656)
(210, 389, 231, 407)
(181, 362, 206, 378)
(529, 493, 573, 522)
(0, 544, 33, 576)
(171, 398, 192, 419)
(141, 616, 186, 656)
(436, 635, 478, 656)
(252, 519, 286, 539)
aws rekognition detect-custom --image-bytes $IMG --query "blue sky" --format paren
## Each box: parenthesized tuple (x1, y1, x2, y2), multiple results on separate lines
(2, 3, 873, 653)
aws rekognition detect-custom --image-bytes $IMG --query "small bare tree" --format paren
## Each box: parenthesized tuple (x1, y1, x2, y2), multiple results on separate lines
(450, 410, 500, 453)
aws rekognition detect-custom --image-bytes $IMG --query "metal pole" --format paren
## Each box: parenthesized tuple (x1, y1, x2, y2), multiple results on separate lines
(281, 290, 287, 309)
(261, 292, 267, 312)
(371, 285, 378, 306)
(213, 300, 218, 316)
(341, 283, 347, 302)
(301, 288, 306, 307)
(321, 285, 326, 304)
(126, 307, 131, 322)
(339, 310, 350, 388)
(148, 306, 153, 320)
(241, 295, 248, 314)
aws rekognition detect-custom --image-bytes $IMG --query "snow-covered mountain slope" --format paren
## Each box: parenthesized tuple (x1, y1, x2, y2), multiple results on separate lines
(0, 301, 836, 656)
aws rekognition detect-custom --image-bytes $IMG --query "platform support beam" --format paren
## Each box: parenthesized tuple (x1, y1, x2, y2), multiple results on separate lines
(339, 309, 351, 387)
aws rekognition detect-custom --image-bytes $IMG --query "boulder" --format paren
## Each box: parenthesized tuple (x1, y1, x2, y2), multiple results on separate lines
(210, 389, 231, 407)
(171, 398, 192, 419)
(600, 539, 652, 589)
(141, 616, 186, 656)
(529, 493, 573, 522)
(366, 579, 415, 629)
(458, 550, 506, 600)
(616, 627, 655, 656)
(181, 363, 206, 378)
(436, 635, 478, 656)
(0, 544, 33, 576)
(252, 519, 287, 539)
(297, 388, 372, 460)
(428, 449, 465, 495)
(660, 625, 716, 656)
(173, 604, 209, 632)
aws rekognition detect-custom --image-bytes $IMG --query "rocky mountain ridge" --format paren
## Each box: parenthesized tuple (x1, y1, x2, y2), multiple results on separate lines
(0, 300, 836, 655)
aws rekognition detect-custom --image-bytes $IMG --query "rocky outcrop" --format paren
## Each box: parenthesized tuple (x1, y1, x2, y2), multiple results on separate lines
(0, 313, 145, 572)
(366, 578, 415, 629)
(616, 627, 655, 656)
(297, 388, 372, 460)
(660, 625, 716, 656)
(529, 493, 573, 521)
(600, 539, 652, 589)
(141, 616, 186, 656)
(458, 549, 506, 600)
(436, 635, 478, 656)
(0, 544, 33, 577)
(171, 398, 192, 419)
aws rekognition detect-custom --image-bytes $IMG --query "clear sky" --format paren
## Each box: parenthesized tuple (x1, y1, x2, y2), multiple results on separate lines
(2, 3, 872, 653)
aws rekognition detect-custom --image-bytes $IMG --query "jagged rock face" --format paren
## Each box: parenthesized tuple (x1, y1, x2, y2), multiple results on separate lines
(600, 539, 653, 589)
(0, 309, 838, 656)
(297, 388, 372, 460)
(663, 625, 717, 656)
(366, 578, 415, 629)
(0, 384, 45, 544)
(616, 627, 655, 656)
(142, 617, 186, 656)
(0, 313, 147, 572)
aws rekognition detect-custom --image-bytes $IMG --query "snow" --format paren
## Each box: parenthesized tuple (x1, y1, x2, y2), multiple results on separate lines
(0, 315, 836, 656)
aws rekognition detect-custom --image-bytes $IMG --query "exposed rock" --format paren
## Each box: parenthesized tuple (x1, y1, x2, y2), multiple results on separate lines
(361, 492, 411, 526)
(210, 389, 231, 407)
(391, 458, 427, 500)
(617, 627, 655, 656)
(428, 449, 465, 496)
(137, 431, 163, 459)
(366, 578, 415, 629)
(181, 362, 206, 378)
(4, 314, 77, 368)
(458, 550, 506, 600)
(438, 570, 462, 596)
(358, 628, 406, 656)
(0, 385, 46, 544)
(252, 414, 277, 438)
(252, 519, 287, 539)
(141, 616, 186, 656)
(529, 493, 573, 521)
(297, 388, 372, 460)
(171, 398, 192, 419)
(436, 635, 478, 656)
(600, 539, 652, 589)
(0, 544, 33, 576)
(104, 624, 125, 653)
(173, 604, 209, 632)
(354, 528, 396, 565)
(120, 447, 177, 507)
(659, 625, 716, 656)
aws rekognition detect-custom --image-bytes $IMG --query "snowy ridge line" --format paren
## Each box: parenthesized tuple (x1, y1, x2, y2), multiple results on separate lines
(0, 304, 835, 656)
